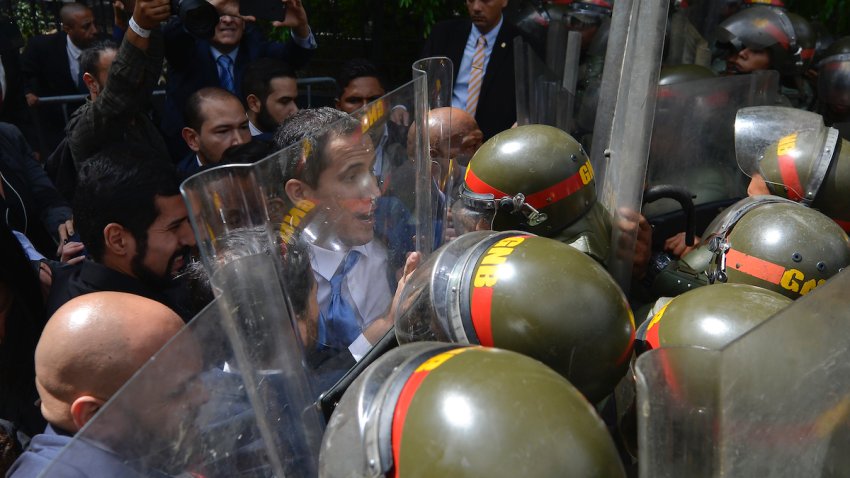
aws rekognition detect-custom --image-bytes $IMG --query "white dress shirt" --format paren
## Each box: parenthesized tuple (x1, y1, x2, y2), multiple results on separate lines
(452, 16, 503, 111)
(310, 239, 392, 360)
(66, 35, 83, 88)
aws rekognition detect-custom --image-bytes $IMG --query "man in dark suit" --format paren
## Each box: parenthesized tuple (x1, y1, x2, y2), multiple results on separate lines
(161, 0, 316, 161)
(421, 0, 525, 141)
(20, 3, 99, 157)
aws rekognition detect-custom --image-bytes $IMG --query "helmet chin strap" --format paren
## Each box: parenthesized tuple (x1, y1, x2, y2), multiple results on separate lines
(497, 193, 548, 227)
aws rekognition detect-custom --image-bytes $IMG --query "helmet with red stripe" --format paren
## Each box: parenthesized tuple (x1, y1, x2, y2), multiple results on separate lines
(817, 36, 850, 122)
(459, 125, 596, 238)
(742, 0, 785, 7)
(393, 230, 634, 403)
(701, 196, 850, 299)
(735, 106, 850, 232)
(320, 343, 627, 477)
(716, 6, 799, 75)
(636, 283, 791, 354)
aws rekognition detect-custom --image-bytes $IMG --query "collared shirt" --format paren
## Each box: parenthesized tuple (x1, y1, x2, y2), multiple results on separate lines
(66, 35, 82, 88)
(310, 239, 392, 361)
(0, 54, 6, 100)
(210, 45, 240, 85)
(452, 16, 503, 111)
(248, 119, 263, 136)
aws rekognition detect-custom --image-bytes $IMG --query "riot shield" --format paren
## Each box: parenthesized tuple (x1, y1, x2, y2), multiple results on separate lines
(514, 24, 580, 132)
(181, 73, 438, 393)
(644, 71, 779, 239)
(590, 0, 669, 289)
(636, 268, 850, 477)
(40, 298, 323, 477)
(734, 105, 837, 204)
(412, 57, 454, 250)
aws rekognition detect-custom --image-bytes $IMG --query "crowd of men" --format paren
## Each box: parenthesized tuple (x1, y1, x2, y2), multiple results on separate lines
(1, 0, 849, 475)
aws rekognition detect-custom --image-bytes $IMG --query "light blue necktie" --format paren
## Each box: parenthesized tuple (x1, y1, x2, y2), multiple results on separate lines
(318, 251, 362, 350)
(217, 54, 235, 93)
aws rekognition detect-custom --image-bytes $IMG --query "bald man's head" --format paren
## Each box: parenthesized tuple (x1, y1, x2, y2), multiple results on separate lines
(60, 3, 98, 49)
(409, 107, 484, 171)
(35, 292, 184, 433)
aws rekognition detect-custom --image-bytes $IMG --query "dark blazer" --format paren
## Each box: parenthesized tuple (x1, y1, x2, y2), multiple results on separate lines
(421, 18, 525, 141)
(20, 32, 87, 154)
(161, 18, 314, 160)
(45, 261, 195, 322)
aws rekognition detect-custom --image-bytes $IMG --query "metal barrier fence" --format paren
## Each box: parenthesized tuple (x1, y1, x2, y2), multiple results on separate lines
(27, 76, 337, 155)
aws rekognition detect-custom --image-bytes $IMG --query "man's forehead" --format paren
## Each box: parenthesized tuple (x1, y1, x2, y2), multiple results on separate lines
(200, 98, 246, 127)
(154, 195, 188, 220)
(324, 134, 374, 165)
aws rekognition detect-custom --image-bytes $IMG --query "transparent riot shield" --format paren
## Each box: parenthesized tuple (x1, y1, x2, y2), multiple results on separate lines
(514, 27, 579, 132)
(40, 298, 323, 477)
(181, 74, 437, 394)
(590, 0, 669, 290)
(412, 57, 454, 251)
(636, 268, 850, 477)
(734, 105, 838, 205)
(644, 71, 779, 238)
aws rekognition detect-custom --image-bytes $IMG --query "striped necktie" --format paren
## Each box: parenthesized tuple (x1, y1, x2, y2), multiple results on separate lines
(217, 54, 235, 93)
(466, 36, 487, 117)
(317, 250, 362, 349)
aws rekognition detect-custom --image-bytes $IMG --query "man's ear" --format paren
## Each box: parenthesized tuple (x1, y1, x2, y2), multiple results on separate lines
(103, 222, 132, 257)
(182, 127, 201, 153)
(246, 94, 263, 114)
(82, 72, 99, 97)
(70, 395, 106, 430)
(334, 98, 341, 110)
(284, 178, 310, 205)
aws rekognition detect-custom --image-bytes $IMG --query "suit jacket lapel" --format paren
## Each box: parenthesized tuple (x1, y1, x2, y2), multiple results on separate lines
(448, 21, 472, 82)
(481, 25, 512, 96)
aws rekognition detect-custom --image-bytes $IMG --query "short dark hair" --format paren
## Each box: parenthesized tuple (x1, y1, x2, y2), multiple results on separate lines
(80, 40, 118, 78)
(73, 145, 181, 262)
(241, 58, 296, 105)
(60, 2, 91, 26)
(272, 107, 359, 188)
(218, 140, 277, 166)
(335, 58, 386, 98)
(183, 86, 242, 132)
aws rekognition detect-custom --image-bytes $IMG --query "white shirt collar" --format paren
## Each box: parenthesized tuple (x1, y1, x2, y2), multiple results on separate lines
(248, 120, 263, 136)
(66, 35, 83, 59)
(210, 45, 240, 62)
(310, 240, 379, 281)
(473, 15, 503, 46)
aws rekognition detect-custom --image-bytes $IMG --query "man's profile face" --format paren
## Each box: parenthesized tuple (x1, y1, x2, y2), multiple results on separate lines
(195, 97, 251, 165)
(131, 195, 196, 288)
(259, 76, 299, 131)
(336, 77, 385, 114)
(212, 14, 245, 51)
(726, 47, 771, 74)
(466, 0, 508, 34)
(64, 9, 98, 48)
(302, 134, 380, 247)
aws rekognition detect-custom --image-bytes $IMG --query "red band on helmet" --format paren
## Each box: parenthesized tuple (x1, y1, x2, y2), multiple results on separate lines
(391, 369, 427, 478)
(834, 219, 850, 233)
(465, 163, 589, 211)
(762, 22, 790, 50)
(777, 152, 804, 201)
(726, 248, 785, 284)
(470, 286, 495, 346)
(391, 349, 470, 477)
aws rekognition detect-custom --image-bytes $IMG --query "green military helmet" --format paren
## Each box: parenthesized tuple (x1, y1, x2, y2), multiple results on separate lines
(817, 37, 850, 115)
(758, 128, 850, 232)
(394, 230, 634, 403)
(741, 0, 785, 8)
(702, 196, 850, 299)
(657, 64, 716, 86)
(716, 6, 798, 75)
(637, 283, 791, 352)
(319, 343, 627, 478)
(460, 125, 597, 238)
(787, 12, 816, 72)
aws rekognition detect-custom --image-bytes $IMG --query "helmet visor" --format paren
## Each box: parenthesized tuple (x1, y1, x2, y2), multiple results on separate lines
(734, 106, 826, 177)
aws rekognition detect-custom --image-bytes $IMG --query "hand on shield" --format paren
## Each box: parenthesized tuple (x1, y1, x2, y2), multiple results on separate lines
(616, 208, 652, 280)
